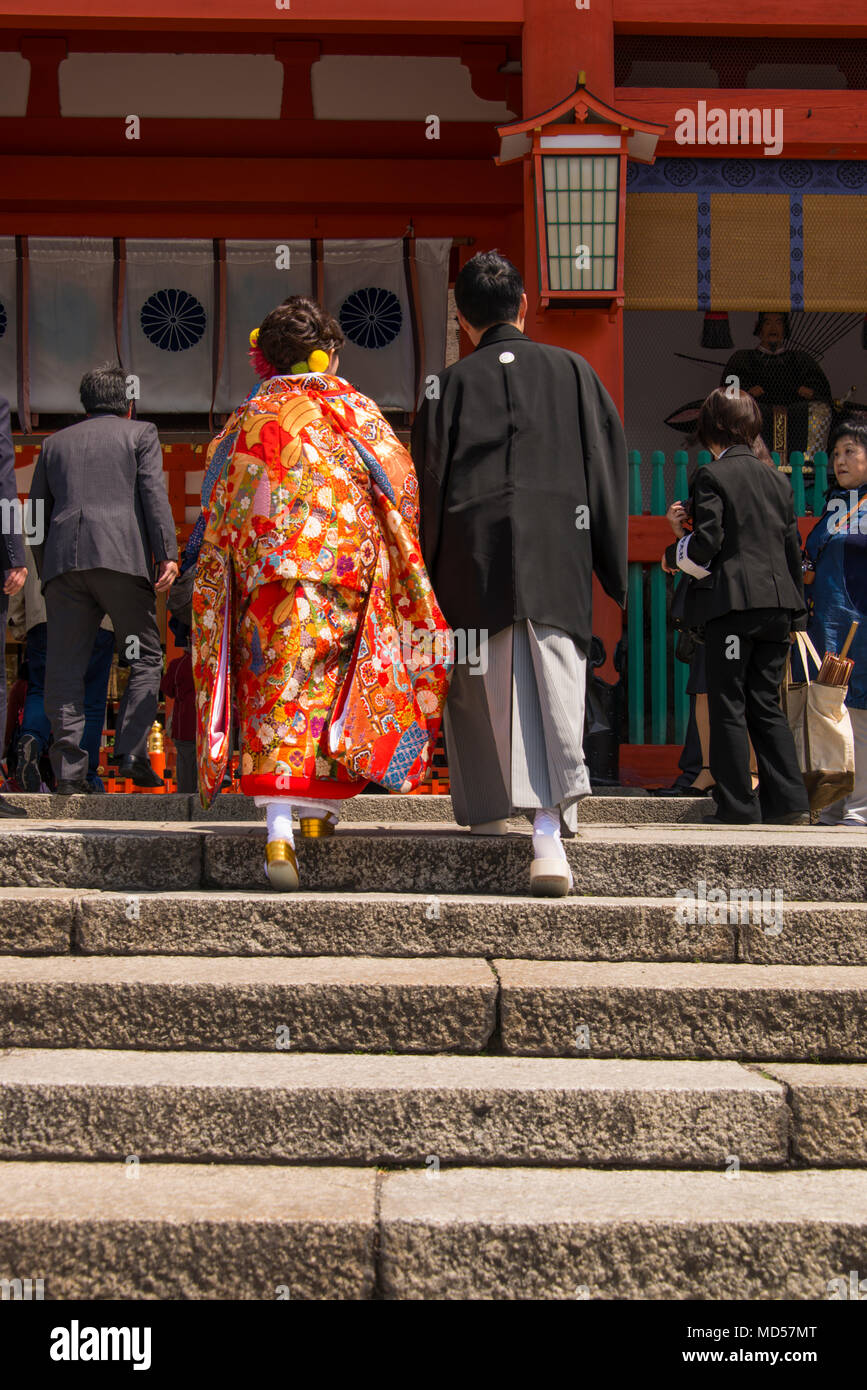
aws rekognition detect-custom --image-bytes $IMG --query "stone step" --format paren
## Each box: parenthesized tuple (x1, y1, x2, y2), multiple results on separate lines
(378, 1167, 867, 1299)
(0, 1052, 790, 1167)
(0, 1160, 375, 1299)
(0, 955, 497, 1053)
(0, 790, 718, 826)
(497, 961, 867, 1060)
(4, 887, 865, 966)
(2, 956, 864, 1060)
(1, 822, 863, 898)
(766, 1064, 867, 1166)
(3, 1162, 865, 1299)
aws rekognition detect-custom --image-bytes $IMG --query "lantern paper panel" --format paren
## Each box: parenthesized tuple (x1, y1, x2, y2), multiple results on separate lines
(543, 155, 619, 292)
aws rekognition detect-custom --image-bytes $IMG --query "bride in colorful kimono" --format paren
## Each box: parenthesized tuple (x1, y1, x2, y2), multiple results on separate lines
(193, 297, 451, 889)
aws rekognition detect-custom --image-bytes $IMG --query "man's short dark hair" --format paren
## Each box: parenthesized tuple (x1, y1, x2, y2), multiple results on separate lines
(80, 363, 128, 415)
(454, 251, 524, 331)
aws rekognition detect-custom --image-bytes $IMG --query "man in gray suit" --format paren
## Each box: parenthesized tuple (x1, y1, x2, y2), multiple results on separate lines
(29, 365, 178, 793)
(0, 395, 28, 817)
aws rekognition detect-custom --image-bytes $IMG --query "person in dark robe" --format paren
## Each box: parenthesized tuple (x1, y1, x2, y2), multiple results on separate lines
(721, 311, 832, 456)
(411, 251, 628, 897)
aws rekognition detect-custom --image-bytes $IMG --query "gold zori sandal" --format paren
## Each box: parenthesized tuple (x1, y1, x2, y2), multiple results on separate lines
(265, 840, 299, 891)
(298, 814, 337, 839)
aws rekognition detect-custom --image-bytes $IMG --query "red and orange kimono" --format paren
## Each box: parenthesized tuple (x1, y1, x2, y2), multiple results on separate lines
(192, 372, 451, 808)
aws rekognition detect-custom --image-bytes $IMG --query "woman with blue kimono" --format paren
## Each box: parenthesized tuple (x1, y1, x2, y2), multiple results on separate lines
(803, 419, 867, 826)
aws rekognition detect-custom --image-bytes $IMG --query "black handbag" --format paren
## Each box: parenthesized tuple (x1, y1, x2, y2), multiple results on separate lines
(671, 575, 704, 664)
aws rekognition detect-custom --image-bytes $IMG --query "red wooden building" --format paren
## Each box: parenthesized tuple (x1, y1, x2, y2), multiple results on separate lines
(1, 0, 865, 784)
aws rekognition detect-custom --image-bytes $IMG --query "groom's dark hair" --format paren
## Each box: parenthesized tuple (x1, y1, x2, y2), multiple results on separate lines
(455, 251, 524, 330)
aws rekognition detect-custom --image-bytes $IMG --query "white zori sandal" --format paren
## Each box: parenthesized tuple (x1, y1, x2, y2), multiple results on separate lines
(529, 808, 574, 898)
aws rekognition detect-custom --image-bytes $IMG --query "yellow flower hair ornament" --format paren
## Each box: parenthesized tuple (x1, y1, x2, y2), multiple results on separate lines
(249, 328, 260, 347)
(290, 349, 331, 375)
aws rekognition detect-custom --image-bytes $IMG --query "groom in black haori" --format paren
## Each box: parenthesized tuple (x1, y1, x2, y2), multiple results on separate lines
(412, 251, 627, 897)
(721, 311, 832, 457)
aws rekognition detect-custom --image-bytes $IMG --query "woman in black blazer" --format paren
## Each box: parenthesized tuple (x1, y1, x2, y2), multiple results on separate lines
(662, 387, 809, 824)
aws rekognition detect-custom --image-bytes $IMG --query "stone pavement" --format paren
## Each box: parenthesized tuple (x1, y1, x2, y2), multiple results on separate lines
(0, 794, 865, 1298)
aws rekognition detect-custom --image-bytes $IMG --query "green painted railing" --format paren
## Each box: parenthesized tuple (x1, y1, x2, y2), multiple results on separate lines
(626, 449, 827, 746)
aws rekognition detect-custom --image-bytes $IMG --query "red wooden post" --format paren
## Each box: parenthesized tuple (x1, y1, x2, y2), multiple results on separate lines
(521, 0, 624, 682)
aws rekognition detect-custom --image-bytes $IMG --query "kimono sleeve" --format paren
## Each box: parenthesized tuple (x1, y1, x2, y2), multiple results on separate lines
(576, 359, 629, 608)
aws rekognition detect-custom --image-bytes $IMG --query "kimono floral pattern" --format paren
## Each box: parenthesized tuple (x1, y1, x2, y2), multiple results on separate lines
(193, 372, 451, 807)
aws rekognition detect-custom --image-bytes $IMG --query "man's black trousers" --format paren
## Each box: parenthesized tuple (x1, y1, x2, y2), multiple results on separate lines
(704, 606, 809, 823)
(44, 568, 162, 784)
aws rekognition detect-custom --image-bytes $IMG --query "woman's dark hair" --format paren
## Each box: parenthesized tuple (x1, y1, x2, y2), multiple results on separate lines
(257, 296, 344, 373)
(828, 419, 867, 457)
(454, 250, 524, 330)
(752, 310, 790, 339)
(697, 386, 774, 465)
(80, 363, 128, 415)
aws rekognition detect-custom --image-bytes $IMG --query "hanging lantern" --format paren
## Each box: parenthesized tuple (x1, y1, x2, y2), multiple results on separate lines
(701, 312, 734, 350)
(495, 75, 664, 309)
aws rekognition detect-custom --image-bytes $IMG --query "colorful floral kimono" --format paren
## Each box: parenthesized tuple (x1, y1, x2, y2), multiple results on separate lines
(193, 372, 451, 808)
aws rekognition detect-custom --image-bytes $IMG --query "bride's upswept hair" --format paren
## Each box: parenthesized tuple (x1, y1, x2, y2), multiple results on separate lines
(256, 297, 344, 374)
(698, 387, 773, 466)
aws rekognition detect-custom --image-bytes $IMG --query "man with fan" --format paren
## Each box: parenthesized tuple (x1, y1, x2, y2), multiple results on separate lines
(721, 311, 832, 456)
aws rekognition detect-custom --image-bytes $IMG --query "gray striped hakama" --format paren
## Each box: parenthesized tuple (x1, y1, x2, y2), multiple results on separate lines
(444, 619, 590, 835)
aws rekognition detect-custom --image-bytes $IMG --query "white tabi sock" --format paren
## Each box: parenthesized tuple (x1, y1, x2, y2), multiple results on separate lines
(533, 807, 565, 858)
(291, 796, 342, 826)
(259, 798, 295, 847)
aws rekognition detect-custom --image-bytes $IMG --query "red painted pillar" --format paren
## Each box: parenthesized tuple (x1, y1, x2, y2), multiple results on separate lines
(522, 0, 624, 683)
(20, 37, 67, 120)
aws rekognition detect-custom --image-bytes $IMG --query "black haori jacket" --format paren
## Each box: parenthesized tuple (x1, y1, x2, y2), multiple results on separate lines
(664, 444, 807, 629)
(410, 323, 628, 654)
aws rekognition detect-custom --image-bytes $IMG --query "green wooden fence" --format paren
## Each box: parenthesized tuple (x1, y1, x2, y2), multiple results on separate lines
(626, 449, 828, 746)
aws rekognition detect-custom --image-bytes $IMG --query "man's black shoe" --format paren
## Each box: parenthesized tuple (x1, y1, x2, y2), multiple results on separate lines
(763, 811, 811, 826)
(0, 795, 24, 818)
(55, 779, 93, 796)
(118, 756, 164, 789)
(16, 734, 43, 793)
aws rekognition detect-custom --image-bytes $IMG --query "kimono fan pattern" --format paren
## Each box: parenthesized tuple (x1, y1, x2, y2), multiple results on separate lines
(192, 372, 451, 808)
